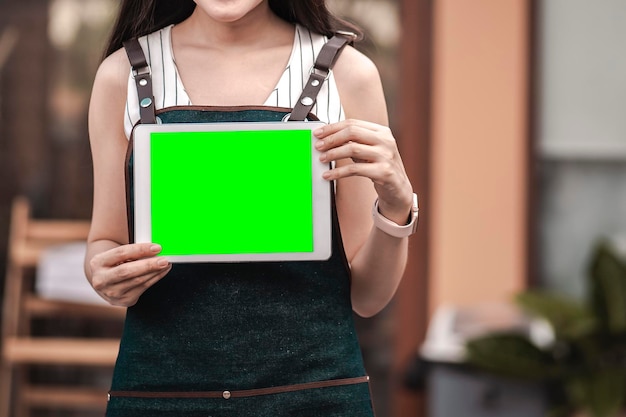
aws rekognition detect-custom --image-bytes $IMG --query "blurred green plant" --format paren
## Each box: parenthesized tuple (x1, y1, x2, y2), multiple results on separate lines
(466, 241, 626, 417)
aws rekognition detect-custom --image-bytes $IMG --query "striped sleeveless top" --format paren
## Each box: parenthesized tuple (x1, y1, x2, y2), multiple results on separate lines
(124, 24, 345, 138)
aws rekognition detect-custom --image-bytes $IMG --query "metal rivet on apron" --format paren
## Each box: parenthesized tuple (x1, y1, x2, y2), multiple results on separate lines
(139, 78, 148, 87)
(311, 79, 320, 87)
(222, 390, 231, 399)
(140, 98, 152, 108)
(300, 97, 314, 106)
(107, 393, 111, 402)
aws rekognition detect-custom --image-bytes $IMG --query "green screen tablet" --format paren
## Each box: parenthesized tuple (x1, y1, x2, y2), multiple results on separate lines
(132, 121, 331, 262)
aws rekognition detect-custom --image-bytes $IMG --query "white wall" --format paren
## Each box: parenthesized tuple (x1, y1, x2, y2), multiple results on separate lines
(538, 0, 626, 297)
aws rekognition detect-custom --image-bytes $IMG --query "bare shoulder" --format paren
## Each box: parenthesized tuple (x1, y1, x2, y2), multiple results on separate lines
(333, 45, 381, 89)
(89, 47, 131, 149)
(89, 48, 131, 128)
(92, 48, 130, 96)
(332, 45, 388, 124)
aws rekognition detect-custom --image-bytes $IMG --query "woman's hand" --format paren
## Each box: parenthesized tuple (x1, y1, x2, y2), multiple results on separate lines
(88, 243, 171, 307)
(314, 119, 414, 225)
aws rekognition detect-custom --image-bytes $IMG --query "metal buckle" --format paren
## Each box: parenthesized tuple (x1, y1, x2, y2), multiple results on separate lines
(335, 30, 358, 41)
(308, 65, 331, 81)
(411, 192, 420, 234)
(132, 65, 151, 78)
(281, 113, 309, 122)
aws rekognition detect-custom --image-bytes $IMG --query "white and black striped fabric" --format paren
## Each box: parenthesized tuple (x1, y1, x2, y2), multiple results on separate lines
(124, 24, 345, 138)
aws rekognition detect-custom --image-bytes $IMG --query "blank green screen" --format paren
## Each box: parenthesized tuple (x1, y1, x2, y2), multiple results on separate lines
(150, 129, 313, 256)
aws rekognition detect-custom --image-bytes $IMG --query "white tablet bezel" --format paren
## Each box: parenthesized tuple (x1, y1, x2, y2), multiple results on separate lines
(132, 121, 331, 262)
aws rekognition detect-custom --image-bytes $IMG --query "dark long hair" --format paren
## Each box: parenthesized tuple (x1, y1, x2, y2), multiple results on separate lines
(103, 0, 362, 58)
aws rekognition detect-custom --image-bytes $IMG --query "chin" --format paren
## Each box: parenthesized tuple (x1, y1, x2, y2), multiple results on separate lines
(194, 0, 267, 23)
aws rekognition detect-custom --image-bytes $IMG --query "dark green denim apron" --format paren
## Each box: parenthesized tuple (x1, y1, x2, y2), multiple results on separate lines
(106, 34, 374, 416)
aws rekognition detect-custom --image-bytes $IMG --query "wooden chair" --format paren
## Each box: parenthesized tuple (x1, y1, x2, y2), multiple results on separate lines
(1, 196, 125, 417)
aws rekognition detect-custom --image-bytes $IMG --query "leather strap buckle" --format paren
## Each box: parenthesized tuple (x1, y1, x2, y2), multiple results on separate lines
(308, 65, 331, 81)
(132, 65, 151, 78)
(335, 30, 358, 42)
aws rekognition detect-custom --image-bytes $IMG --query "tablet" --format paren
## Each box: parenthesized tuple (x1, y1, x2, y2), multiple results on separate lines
(132, 121, 331, 262)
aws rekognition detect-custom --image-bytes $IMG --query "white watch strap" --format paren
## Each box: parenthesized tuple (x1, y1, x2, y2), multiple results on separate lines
(372, 193, 419, 238)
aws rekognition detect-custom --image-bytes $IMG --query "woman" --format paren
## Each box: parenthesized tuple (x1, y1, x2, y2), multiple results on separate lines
(86, 0, 417, 415)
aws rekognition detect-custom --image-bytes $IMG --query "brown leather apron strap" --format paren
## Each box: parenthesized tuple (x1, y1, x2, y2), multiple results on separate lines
(288, 31, 357, 122)
(122, 32, 354, 124)
(108, 375, 369, 400)
(123, 38, 157, 124)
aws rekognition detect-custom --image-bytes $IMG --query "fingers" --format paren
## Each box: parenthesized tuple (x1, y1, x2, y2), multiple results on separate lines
(319, 141, 393, 165)
(321, 159, 397, 185)
(94, 242, 162, 268)
(314, 119, 398, 165)
(89, 242, 171, 307)
(314, 119, 386, 141)
(315, 120, 390, 150)
(102, 265, 172, 307)
(314, 119, 414, 220)
(314, 119, 401, 179)
(104, 255, 170, 285)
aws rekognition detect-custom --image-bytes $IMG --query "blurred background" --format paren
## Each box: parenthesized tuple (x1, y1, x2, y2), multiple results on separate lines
(1, 0, 626, 416)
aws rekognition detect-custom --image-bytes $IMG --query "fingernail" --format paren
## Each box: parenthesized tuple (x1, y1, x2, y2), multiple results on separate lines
(150, 244, 162, 252)
(315, 140, 324, 149)
(322, 171, 331, 180)
(157, 258, 169, 267)
(319, 153, 327, 162)
(314, 127, 323, 136)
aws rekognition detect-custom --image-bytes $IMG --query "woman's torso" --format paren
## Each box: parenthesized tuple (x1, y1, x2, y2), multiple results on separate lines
(107, 24, 372, 417)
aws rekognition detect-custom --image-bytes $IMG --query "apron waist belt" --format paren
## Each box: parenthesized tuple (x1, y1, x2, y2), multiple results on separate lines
(109, 376, 370, 400)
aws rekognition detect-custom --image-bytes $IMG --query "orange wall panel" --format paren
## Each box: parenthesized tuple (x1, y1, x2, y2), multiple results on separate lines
(429, 0, 530, 311)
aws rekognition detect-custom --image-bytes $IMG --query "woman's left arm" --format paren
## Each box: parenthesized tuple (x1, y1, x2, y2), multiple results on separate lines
(316, 46, 415, 318)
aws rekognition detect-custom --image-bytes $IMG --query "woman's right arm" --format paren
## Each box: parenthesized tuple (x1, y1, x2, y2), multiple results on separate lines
(85, 49, 171, 307)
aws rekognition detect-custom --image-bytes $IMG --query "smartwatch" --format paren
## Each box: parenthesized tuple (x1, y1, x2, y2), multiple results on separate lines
(372, 193, 419, 238)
